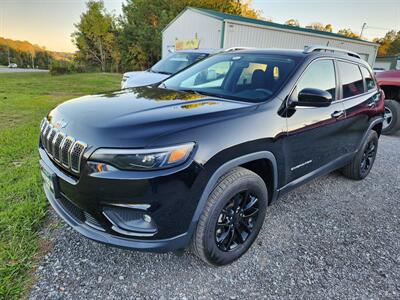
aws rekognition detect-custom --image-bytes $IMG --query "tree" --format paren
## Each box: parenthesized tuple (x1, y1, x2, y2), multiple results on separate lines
(285, 19, 300, 27)
(337, 28, 360, 39)
(239, 0, 262, 19)
(72, 0, 119, 72)
(119, 0, 260, 71)
(373, 30, 400, 56)
(324, 24, 333, 33)
(306, 22, 333, 32)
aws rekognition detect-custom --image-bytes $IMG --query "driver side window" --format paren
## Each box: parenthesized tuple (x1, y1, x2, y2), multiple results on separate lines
(294, 59, 337, 101)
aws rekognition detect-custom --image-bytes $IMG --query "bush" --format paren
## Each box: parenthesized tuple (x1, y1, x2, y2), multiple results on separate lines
(49, 61, 70, 75)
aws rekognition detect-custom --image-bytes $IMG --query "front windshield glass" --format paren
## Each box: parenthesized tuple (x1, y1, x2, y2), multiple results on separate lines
(151, 52, 208, 75)
(161, 53, 298, 102)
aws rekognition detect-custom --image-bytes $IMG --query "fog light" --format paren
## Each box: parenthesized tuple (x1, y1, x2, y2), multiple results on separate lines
(103, 206, 157, 237)
(143, 214, 152, 223)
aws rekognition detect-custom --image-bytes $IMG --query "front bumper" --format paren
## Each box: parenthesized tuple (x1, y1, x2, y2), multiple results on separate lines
(42, 183, 191, 251)
(39, 147, 204, 252)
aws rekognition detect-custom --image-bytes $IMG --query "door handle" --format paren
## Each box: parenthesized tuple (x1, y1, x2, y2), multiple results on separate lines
(331, 110, 345, 118)
(368, 102, 376, 108)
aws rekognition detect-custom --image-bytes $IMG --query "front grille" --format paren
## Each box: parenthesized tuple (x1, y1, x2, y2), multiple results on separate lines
(58, 194, 104, 231)
(53, 132, 65, 162)
(71, 142, 86, 172)
(40, 118, 87, 174)
(83, 212, 104, 231)
(59, 194, 84, 221)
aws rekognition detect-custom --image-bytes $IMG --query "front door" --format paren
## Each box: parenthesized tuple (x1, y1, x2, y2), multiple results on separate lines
(283, 59, 347, 185)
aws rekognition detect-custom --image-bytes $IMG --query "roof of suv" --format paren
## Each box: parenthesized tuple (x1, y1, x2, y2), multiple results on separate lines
(223, 48, 368, 65)
(174, 49, 218, 54)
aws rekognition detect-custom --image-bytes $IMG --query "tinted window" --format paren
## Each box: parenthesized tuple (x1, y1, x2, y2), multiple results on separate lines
(295, 59, 336, 100)
(338, 61, 364, 98)
(151, 52, 208, 75)
(180, 61, 232, 89)
(360, 66, 376, 91)
(162, 54, 298, 103)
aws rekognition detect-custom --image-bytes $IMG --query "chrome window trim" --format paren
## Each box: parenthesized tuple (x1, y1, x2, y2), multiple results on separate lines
(335, 58, 378, 101)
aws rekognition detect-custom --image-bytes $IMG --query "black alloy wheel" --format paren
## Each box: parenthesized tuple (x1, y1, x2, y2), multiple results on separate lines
(360, 139, 377, 177)
(342, 130, 379, 180)
(215, 191, 260, 252)
(191, 167, 268, 266)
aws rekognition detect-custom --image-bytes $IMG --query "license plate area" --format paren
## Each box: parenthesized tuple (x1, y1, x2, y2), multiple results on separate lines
(40, 161, 60, 198)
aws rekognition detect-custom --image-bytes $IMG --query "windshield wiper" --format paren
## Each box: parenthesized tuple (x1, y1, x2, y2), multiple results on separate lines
(180, 89, 221, 98)
(152, 70, 172, 75)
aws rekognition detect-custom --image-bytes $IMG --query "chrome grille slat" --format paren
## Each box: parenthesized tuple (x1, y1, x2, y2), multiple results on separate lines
(47, 129, 58, 156)
(53, 132, 65, 162)
(40, 118, 87, 174)
(70, 141, 87, 173)
(42, 124, 51, 147)
(61, 137, 75, 168)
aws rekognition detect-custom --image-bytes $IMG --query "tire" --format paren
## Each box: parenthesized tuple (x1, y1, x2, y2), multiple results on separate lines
(191, 167, 268, 266)
(382, 100, 400, 135)
(342, 130, 378, 180)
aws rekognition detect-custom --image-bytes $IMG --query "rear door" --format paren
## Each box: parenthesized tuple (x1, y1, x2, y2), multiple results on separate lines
(284, 58, 347, 184)
(337, 61, 380, 154)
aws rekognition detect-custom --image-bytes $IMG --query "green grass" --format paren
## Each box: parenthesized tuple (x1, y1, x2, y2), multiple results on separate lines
(0, 72, 121, 299)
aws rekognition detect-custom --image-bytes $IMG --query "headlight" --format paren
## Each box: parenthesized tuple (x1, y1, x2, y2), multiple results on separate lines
(89, 143, 195, 171)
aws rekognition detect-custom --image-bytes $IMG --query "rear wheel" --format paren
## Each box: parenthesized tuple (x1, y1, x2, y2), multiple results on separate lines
(382, 100, 400, 135)
(342, 131, 378, 180)
(191, 167, 268, 266)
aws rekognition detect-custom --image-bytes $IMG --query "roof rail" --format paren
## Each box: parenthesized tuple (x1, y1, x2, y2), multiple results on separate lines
(223, 46, 257, 52)
(304, 45, 361, 59)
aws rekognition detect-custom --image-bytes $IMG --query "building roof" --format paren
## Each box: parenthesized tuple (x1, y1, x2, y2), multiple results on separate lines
(181, 7, 377, 46)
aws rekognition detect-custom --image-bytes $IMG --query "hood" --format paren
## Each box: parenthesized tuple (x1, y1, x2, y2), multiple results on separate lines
(376, 70, 400, 86)
(47, 87, 255, 148)
(122, 71, 170, 88)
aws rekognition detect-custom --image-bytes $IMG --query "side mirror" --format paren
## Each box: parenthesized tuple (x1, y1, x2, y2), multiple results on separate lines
(295, 88, 333, 107)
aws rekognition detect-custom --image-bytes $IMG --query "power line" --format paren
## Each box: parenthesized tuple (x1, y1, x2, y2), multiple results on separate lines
(366, 25, 399, 31)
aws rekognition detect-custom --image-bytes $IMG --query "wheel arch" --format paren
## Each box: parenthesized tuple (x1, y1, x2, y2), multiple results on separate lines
(372, 121, 383, 137)
(380, 85, 400, 101)
(191, 151, 278, 226)
(359, 117, 384, 150)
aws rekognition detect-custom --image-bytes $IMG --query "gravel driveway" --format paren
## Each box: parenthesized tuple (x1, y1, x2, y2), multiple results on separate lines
(30, 134, 400, 300)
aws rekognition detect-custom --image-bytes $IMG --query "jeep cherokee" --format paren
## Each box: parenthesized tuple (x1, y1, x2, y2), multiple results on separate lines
(39, 46, 384, 265)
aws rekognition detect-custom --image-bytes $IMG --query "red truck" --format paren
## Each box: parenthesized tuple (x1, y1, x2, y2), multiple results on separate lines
(376, 70, 400, 135)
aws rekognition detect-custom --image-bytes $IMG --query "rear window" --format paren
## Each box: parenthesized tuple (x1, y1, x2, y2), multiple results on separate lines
(360, 66, 376, 91)
(338, 61, 364, 98)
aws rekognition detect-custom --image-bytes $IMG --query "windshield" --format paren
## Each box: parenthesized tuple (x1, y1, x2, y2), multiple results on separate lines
(151, 52, 208, 75)
(161, 53, 298, 102)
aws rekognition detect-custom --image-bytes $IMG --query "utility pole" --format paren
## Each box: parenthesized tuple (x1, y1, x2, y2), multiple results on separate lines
(7, 44, 10, 65)
(360, 23, 367, 39)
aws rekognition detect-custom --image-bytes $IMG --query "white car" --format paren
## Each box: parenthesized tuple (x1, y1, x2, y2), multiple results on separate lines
(8, 63, 18, 68)
(121, 49, 217, 89)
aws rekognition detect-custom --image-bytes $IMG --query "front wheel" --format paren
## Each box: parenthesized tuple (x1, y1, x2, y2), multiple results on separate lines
(342, 131, 379, 180)
(191, 167, 268, 266)
(382, 100, 400, 135)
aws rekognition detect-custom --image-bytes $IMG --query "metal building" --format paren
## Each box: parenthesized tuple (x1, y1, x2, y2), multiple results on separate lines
(162, 7, 379, 65)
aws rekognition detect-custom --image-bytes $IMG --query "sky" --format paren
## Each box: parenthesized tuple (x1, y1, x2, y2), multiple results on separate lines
(0, 0, 399, 52)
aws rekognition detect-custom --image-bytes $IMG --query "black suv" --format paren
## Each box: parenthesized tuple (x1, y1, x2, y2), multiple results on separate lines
(39, 46, 384, 265)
